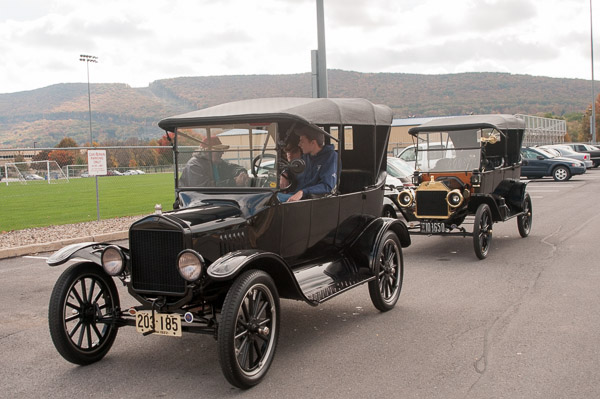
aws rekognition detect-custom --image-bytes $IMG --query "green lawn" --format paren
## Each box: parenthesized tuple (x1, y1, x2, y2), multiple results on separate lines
(0, 173, 176, 231)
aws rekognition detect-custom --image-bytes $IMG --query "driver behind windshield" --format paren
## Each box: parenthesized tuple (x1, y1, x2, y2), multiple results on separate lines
(179, 136, 249, 187)
(278, 126, 338, 202)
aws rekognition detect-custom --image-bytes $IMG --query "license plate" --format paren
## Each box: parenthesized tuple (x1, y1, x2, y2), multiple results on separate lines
(136, 311, 182, 337)
(420, 222, 446, 234)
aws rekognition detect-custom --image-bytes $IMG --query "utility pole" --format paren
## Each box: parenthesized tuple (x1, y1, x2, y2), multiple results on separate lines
(312, 0, 328, 98)
(591, 0, 597, 143)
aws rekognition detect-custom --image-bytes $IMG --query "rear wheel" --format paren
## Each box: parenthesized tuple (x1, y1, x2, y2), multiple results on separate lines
(552, 165, 570, 181)
(48, 262, 120, 365)
(368, 231, 403, 312)
(473, 204, 493, 259)
(518, 194, 533, 237)
(218, 270, 280, 389)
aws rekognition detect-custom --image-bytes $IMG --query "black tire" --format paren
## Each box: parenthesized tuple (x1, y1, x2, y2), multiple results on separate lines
(382, 205, 397, 218)
(218, 270, 280, 389)
(368, 231, 403, 312)
(518, 194, 533, 238)
(473, 204, 493, 260)
(552, 165, 571, 181)
(48, 262, 120, 365)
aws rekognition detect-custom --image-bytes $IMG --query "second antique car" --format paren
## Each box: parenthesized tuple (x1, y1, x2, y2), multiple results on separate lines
(395, 114, 532, 259)
(46, 97, 410, 389)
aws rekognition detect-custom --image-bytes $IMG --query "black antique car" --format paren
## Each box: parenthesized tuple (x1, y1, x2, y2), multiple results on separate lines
(395, 114, 532, 259)
(46, 98, 410, 388)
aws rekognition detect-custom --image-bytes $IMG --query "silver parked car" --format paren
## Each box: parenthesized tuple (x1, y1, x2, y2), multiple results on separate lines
(539, 145, 593, 168)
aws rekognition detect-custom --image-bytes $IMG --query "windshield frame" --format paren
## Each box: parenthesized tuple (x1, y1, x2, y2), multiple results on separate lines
(174, 122, 280, 190)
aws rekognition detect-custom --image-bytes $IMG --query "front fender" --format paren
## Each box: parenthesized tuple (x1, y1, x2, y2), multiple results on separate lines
(207, 250, 307, 302)
(46, 242, 129, 267)
(348, 217, 411, 272)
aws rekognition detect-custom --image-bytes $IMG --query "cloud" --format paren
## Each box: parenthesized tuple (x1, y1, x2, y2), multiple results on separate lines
(427, 0, 537, 36)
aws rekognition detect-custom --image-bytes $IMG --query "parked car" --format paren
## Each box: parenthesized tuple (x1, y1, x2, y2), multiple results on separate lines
(397, 141, 453, 170)
(24, 173, 44, 180)
(521, 147, 586, 181)
(387, 157, 415, 188)
(538, 145, 593, 168)
(562, 143, 600, 168)
(46, 97, 411, 388)
(383, 158, 415, 218)
(107, 169, 123, 176)
(396, 114, 532, 259)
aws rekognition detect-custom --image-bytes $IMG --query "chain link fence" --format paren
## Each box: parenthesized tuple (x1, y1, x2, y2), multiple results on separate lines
(1, 146, 174, 183)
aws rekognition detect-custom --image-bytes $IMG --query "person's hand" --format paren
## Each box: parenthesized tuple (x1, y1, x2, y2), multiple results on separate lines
(235, 171, 249, 186)
(287, 190, 303, 202)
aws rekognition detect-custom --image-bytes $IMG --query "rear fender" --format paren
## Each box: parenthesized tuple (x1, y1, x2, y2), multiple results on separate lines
(207, 250, 307, 302)
(46, 242, 129, 267)
(348, 218, 410, 272)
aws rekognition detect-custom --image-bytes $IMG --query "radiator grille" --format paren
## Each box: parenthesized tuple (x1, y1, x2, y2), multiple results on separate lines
(415, 190, 449, 218)
(130, 230, 186, 294)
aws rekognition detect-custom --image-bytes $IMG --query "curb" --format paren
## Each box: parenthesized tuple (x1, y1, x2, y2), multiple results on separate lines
(0, 231, 129, 260)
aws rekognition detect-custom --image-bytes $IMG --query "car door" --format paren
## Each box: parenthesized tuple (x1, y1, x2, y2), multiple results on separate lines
(521, 149, 546, 176)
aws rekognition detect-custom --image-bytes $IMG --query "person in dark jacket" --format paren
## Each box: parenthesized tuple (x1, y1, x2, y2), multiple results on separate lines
(281, 126, 338, 202)
(179, 136, 249, 187)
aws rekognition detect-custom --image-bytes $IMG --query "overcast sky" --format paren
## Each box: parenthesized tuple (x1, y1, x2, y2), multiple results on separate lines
(0, 0, 598, 94)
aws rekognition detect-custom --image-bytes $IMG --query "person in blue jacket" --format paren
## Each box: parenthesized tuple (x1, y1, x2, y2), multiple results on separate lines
(281, 126, 338, 202)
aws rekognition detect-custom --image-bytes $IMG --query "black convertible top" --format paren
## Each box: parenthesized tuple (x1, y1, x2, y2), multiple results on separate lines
(409, 114, 525, 135)
(158, 97, 393, 130)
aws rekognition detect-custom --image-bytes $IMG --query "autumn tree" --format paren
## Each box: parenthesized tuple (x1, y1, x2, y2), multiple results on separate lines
(581, 93, 600, 143)
(48, 137, 79, 167)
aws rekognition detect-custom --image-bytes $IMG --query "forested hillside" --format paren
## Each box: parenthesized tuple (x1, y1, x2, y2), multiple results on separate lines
(0, 70, 593, 147)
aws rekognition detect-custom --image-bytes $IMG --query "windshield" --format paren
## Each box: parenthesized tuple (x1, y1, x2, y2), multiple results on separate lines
(534, 148, 556, 158)
(175, 123, 278, 189)
(412, 129, 482, 172)
(387, 157, 414, 178)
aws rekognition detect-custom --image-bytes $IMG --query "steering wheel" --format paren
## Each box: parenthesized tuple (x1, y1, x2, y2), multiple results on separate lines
(251, 153, 276, 176)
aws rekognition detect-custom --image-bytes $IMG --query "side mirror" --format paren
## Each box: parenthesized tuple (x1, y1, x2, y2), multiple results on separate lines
(537, 155, 544, 160)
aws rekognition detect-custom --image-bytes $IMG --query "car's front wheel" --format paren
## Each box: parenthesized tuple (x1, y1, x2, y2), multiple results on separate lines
(368, 230, 403, 311)
(518, 194, 533, 237)
(552, 165, 571, 181)
(48, 262, 120, 365)
(218, 270, 280, 389)
(473, 204, 493, 259)
(382, 204, 397, 218)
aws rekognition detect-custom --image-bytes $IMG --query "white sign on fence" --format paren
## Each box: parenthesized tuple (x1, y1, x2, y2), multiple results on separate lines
(88, 150, 107, 176)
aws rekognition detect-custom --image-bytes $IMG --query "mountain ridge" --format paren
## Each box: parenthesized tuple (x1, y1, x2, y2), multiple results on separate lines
(0, 70, 591, 147)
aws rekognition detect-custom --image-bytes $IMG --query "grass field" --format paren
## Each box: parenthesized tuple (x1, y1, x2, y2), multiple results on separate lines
(0, 173, 175, 231)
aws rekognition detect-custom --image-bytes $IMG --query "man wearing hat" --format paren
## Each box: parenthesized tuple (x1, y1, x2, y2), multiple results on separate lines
(179, 136, 249, 187)
(282, 125, 338, 202)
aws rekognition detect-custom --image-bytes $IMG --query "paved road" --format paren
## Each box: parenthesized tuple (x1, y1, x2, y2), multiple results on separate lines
(1, 171, 599, 398)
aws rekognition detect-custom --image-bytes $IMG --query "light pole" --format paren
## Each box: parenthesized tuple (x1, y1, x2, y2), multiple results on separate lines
(590, 0, 596, 144)
(80, 54, 97, 146)
(80, 54, 100, 221)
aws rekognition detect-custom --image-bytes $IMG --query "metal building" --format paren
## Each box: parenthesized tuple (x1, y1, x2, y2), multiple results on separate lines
(515, 114, 566, 146)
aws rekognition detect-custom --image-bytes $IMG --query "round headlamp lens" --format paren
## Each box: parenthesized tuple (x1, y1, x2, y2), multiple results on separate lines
(398, 190, 413, 207)
(446, 190, 463, 208)
(177, 250, 204, 282)
(101, 246, 124, 276)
